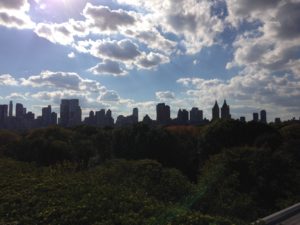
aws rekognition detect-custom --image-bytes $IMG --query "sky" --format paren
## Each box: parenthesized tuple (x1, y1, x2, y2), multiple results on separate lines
(0, 0, 300, 121)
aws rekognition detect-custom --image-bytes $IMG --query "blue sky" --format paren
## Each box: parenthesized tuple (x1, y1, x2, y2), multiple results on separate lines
(0, 0, 300, 121)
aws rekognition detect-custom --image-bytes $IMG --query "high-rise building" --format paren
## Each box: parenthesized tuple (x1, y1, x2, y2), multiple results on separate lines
(177, 109, 189, 124)
(16, 103, 24, 118)
(25, 112, 35, 120)
(106, 109, 114, 127)
(0, 105, 8, 124)
(190, 107, 203, 124)
(156, 103, 171, 125)
(51, 112, 57, 125)
(240, 116, 246, 122)
(9, 101, 13, 117)
(133, 108, 138, 123)
(96, 109, 106, 126)
(253, 113, 259, 122)
(60, 99, 81, 127)
(42, 105, 52, 126)
(260, 110, 267, 123)
(212, 101, 220, 120)
(221, 100, 231, 119)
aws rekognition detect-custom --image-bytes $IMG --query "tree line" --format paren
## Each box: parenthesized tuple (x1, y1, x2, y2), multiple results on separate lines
(0, 119, 299, 224)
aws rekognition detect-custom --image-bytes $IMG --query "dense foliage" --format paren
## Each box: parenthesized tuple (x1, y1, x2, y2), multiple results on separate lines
(0, 120, 299, 224)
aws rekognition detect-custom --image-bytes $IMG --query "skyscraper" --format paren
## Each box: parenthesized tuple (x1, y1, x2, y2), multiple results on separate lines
(156, 103, 171, 125)
(133, 108, 138, 123)
(42, 105, 52, 127)
(190, 107, 203, 124)
(253, 113, 259, 122)
(260, 110, 267, 123)
(106, 109, 114, 127)
(221, 100, 231, 119)
(60, 99, 81, 127)
(177, 109, 189, 124)
(16, 103, 24, 118)
(51, 112, 57, 125)
(9, 101, 13, 117)
(0, 105, 8, 124)
(212, 101, 220, 120)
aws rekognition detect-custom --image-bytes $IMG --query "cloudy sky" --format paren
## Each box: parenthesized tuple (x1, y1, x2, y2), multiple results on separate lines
(0, 0, 299, 121)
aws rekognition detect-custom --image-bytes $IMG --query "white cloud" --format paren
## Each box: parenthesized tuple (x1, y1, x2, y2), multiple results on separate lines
(0, 0, 34, 29)
(117, 0, 224, 54)
(89, 59, 127, 76)
(156, 91, 175, 101)
(34, 20, 88, 45)
(0, 0, 29, 11)
(137, 52, 170, 69)
(90, 39, 141, 61)
(20, 71, 105, 93)
(83, 3, 137, 33)
(0, 74, 18, 86)
(5, 92, 27, 100)
(68, 52, 75, 58)
(98, 90, 120, 102)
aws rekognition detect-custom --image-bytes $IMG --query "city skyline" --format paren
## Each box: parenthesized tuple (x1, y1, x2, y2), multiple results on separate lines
(2, 98, 295, 130)
(0, 0, 300, 121)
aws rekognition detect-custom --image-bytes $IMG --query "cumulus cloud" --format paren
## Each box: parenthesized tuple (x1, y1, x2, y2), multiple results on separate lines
(0, 74, 18, 86)
(227, 0, 300, 77)
(117, 0, 224, 54)
(137, 52, 170, 69)
(20, 71, 105, 93)
(89, 59, 127, 76)
(0, 0, 33, 29)
(5, 92, 27, 100)
(98, 90, 120, 102)
(34, 20, 88, 45)
(90, 39, 141, 61)
(0, 0, 28, 11)
(83, 3, 137, 33)
(68, 52, 75, 58)
(155, 91, 175, 101)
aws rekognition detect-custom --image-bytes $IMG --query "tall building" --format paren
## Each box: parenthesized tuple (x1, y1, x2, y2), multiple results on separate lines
(25, 112, 35, 120)
(16, 103, 24, 118)
(212, 101, 220, 120)
(240, 116, 246, 123)
(96, 109, 106, 126)
(253, 113, 259, 122)
(51, 112, 57, 125)
(9, 101, 13, 117)
(221, 100, 231, 119)
(177, 109, 189, 124)
(133, 108, 138, 123)
(156, 103, 171, 125)
(260, 110, 267, 123)
(190, 107, 203, 124)
(42, 105, 52, 127)
(60, 99, 81, 127)
(105, 109, 114, 127)
(0, 105, 8, 124)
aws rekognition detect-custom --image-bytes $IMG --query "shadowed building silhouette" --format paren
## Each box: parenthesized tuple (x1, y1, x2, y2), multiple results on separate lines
(190, 107, 203, 125)
(221, 100, 231, 119)
(253, 112, 259, 122)
(260, 110, 267, 123)
(0, 105, 8, 125)
(60, 99, 82, 127)
(212, 101, 220, 121)
(9, 101, 13, 117)
(156, 103, 171, 125)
